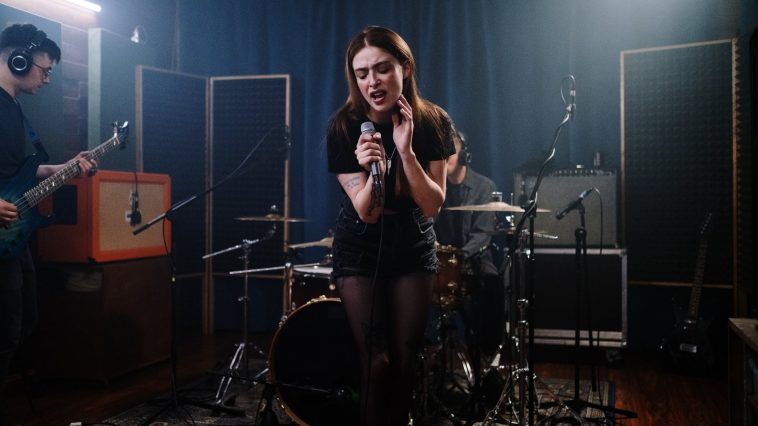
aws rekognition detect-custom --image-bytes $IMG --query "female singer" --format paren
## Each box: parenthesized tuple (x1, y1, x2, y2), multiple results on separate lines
(326, 25, 455, 425)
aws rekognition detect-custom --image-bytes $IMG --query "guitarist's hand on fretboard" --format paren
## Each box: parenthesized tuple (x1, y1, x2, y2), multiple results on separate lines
(72, 151, 97, 177)
(35, 151, 97, 180)
(0, 199, 18, 224)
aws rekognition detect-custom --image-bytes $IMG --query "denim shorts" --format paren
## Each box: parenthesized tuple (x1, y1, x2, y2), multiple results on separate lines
(331, 200, 439, 280)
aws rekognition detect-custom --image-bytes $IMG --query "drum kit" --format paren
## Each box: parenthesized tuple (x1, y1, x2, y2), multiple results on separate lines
(206, 199, 560, 425)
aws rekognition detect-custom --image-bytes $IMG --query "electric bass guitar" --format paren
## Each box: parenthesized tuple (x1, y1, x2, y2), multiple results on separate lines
(0, 121, 128, 260)
(660, 212, 715, 372)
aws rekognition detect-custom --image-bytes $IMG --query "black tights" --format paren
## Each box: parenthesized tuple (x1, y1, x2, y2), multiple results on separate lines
(336, 273, 433, 426)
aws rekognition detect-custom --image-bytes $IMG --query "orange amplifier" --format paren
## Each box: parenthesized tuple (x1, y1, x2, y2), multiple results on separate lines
(37, 170, 171, 263)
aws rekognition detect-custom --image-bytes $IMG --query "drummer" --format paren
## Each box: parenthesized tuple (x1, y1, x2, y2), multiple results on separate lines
(433, 124, 505, 374)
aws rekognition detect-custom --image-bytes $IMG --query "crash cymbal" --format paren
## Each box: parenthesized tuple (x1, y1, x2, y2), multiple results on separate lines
(445, 201, 550, 213)
(289, 236, 333, 249)
(235, 214, 309, 222)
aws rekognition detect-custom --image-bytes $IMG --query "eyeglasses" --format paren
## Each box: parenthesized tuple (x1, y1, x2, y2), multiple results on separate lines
(32, 62, 53, 78)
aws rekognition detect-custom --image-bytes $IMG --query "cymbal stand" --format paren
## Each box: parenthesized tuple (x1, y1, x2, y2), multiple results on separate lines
(202, 224, 276, 405)
(482, 230, 580, 426)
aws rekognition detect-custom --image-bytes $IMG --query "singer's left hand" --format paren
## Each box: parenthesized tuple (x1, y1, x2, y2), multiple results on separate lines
(392, 94, 414, 157)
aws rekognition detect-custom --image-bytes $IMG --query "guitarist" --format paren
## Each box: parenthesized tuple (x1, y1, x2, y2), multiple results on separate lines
(0, 23, 96, 423)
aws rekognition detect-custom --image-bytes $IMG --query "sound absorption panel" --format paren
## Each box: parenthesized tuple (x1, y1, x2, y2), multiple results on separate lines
(621, 40, 737, 285)
(210, 75, 290, 274)
(513, 171, 618, 247)
(37, 170, 171, 263)
(138, 66, 208, 276)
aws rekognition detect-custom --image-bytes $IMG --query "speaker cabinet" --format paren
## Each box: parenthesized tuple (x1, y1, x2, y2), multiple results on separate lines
(33, 257, 171, 381)
(513, 171, 618, 247)
(37, 170, 171, 263)
(531, 248, 627, 348)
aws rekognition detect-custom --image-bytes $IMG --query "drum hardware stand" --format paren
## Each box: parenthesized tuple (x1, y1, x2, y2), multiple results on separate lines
(481, 232, 580, 426)
(203, 225, 277, 406)
(414, 332, 468, 426)
(412, 294, 472, 425)
(482, 76, 580, 426)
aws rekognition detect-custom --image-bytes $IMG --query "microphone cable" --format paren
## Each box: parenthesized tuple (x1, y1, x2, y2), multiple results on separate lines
(363, 169, 386, 426)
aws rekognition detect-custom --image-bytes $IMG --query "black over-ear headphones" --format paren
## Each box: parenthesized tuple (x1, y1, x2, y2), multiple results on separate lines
(8, 30, 46, 76)
(457, 131, 472, 166)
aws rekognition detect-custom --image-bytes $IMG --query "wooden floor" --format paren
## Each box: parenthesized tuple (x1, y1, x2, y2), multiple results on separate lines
(1, 330, 728, 426)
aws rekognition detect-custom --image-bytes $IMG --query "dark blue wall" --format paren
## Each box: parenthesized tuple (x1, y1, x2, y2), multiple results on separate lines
(163, 0, 755, 252)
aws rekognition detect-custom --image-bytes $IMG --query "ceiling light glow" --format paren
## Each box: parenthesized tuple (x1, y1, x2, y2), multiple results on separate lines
(64, 0, 102, 13)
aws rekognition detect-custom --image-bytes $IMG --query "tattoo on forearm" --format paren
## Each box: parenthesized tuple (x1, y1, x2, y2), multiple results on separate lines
(345, 176, 361, 189)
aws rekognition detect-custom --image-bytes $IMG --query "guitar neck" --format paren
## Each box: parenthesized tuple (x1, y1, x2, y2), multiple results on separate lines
(22, 134, 121, 207)
(687, 239, 708, 318)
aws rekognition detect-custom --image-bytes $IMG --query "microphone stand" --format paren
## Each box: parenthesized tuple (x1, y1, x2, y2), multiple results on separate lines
(134, 187, 247, 424)
(131, 123, 286, 424)
(558, 202, 638, 422)
(484, 84, 580, 426)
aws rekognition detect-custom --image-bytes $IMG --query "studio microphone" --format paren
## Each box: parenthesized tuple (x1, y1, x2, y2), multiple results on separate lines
(555, 188, 594, 220)
(360, 121, 383, 201)
(128, 190, 142, 225)
(566, 75, 576, 119)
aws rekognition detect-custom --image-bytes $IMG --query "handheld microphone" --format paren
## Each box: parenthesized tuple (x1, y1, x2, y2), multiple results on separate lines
(555, 188, 594, 220)
(360, 121, 383, 201)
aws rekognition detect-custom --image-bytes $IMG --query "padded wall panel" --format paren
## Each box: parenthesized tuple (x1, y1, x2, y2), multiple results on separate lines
(210, 76, 289, 274)
(138, 66, 207, 275)
(621, 40, 736, 285)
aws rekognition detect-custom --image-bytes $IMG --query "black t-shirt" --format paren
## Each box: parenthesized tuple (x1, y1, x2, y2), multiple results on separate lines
(327, 114, 455, 211)
(0, 87, 27, 179)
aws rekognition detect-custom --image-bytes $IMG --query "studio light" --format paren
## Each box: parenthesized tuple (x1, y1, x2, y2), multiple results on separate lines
(63, 0, 102, 13)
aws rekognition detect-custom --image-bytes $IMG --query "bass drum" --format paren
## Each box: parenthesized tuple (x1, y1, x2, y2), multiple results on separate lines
(269, 298, 360, 425)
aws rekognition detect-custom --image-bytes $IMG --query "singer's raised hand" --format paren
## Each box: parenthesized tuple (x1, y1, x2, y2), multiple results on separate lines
(392, 94, 414, 156)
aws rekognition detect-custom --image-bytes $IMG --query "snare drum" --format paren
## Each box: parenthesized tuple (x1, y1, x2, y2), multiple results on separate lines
(269, 298, 360, 425)
(289, 265, 339, 312)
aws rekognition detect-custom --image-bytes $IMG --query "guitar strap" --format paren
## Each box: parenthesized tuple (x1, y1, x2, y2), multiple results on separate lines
(17, 100, 50, 162)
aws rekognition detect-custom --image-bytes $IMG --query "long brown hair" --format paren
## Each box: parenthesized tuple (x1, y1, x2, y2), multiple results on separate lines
(328, 26, 448, 155)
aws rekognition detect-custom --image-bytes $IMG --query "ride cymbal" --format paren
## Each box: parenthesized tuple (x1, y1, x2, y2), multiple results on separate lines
(235, 214, 309, 222)
(445, 201, 550, 213)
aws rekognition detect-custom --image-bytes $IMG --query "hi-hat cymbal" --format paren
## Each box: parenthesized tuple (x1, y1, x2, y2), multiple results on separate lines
(289, 236, 333, 249)
(445, 201, 550, 213)
(236, 214, 308, 222)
